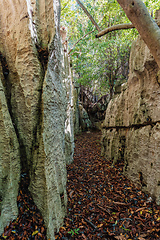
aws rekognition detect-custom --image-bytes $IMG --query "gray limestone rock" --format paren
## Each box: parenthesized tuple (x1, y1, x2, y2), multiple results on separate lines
(79, 104, 92, 131)
(0, 70, 20, 233)
(62, 39, 75, 165)
(73, 82, 80, 135)
(0, 0, 72, 239)
(102, 34, 160, 205)
(29, 31, 68, 239)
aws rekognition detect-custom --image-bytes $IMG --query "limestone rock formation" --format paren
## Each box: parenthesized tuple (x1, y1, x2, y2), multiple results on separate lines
(0, 71, 20, 233)
(73, 81, 80, 135)
(101, 35, 160, 205)
(79, 104, 92, 131)
(0, 0, 71, 239)
(61, 28, 75, 165)
(63, 54, 75, 164)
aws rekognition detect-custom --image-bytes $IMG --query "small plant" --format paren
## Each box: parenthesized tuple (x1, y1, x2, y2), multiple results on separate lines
(68, 228, 79, 236)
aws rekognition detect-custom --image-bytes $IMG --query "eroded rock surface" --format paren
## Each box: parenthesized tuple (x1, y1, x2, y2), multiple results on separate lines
(0, 0, 70, 239)
(79, 104, 92, 131)
(61, 27, 75, 165)
(0, 70, 20, 233)
(102, 35, 160, 205)
(73, 82, 80, 134)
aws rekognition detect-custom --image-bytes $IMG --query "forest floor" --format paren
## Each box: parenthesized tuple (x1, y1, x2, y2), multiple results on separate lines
(1, 130, 160, 240)
(55, 130, 160, 240)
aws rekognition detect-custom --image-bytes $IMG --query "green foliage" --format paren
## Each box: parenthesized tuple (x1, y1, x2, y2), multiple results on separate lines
(144, 0, 160, 12)
(61, 0, 160, 96)
(68, 228, 80, 236)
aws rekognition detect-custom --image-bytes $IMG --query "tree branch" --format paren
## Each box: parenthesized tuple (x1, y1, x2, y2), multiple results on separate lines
(116, 0, 160, 68)
(61, 0, 70, 12)
(75, 0, 101, 32)
(96, 23, 135, 38)
(68, 20, 105, 55)
(68, 29, 95, 55)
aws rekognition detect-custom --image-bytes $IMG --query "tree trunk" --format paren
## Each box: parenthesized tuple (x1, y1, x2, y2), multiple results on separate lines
(117, 0, 160, 68)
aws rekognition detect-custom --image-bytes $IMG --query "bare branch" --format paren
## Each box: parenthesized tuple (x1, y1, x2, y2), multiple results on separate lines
(61, 0, 70, 12)
(70, 51, 82, 56)
(68, 29, 95, 55)
(75, 0, 101, 32)
(96, 23, 135, 38)
(68, 21, 106, 55)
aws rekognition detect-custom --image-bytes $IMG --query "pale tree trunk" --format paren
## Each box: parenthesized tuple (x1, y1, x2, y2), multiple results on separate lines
(117, 0, 160, 68)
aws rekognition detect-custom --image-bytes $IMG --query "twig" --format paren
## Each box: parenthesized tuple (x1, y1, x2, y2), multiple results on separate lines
(68, 29, 95, 55)
(96, 204, 111, 215)
(113, 201, 128, 206)
(61, 0, 70, 12)
(68, 21, 106, 55)
(75, 0, 101, 32)
(135, 207, 146, 212)
(84, 218, 97, 229)
(86, 176, 93, 182)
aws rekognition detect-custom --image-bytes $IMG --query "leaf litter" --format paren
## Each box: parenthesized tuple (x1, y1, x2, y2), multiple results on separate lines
(1, 130, 160, 239)
(1, 172, 47, 240)
(55, 130, 160, 240)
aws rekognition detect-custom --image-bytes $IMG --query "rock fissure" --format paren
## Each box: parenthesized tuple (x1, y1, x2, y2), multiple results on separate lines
(0, 52, 9, 80)
(0, 52, 28, 172)
(103, 120, 160, 130)
(30, 44, 48, 173)
(36, 44, 49, 73)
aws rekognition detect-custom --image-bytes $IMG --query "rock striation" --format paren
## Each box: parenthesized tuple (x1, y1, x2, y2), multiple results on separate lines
(61, 27, 75, 165)
(101, 35, 160, 205)
(0, 0, 73, 239)
(0, 69, 20, 234)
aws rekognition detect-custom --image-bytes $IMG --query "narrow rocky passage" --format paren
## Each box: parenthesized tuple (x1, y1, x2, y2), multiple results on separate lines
(56, 130, 160, 240)
(1, 130, 160, 239)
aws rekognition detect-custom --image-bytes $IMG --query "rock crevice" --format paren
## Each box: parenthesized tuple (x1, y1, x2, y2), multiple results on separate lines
(103, 120, 160, 130)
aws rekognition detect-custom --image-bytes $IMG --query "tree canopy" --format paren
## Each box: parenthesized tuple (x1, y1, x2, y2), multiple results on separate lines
(61, 0, 160, 97)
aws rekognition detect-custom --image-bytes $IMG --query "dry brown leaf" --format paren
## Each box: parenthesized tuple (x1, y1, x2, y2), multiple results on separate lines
(69, 190, 74, 198)
(138, 234, 148, 240)
(82, 233, 87, 239)
(115, 235, 127, 240)
(97, 223, 103, 228)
